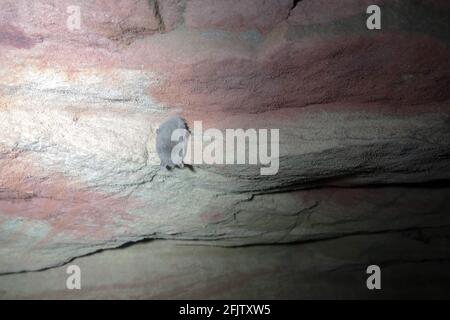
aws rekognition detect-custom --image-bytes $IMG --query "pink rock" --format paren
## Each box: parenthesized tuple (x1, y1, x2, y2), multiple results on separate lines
(158, 0, 186, 32)
(184, 0, 293, 33)
(0, 0, 161, 47)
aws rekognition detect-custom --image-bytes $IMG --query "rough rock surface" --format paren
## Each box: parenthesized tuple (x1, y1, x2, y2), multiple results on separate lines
(1, 228, 450, 299)
(0, 0, 449, 280)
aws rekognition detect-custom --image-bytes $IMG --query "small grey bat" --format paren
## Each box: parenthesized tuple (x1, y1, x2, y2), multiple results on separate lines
(156, 115, 190, 170)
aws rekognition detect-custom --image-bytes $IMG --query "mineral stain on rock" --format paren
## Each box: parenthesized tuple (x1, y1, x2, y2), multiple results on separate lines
(0, 24, 40, 49)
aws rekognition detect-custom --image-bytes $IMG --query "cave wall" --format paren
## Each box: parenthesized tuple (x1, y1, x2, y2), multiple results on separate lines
(0, 0, 449, 295)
